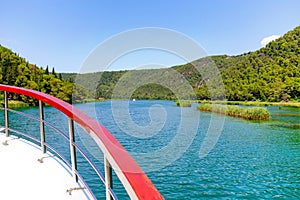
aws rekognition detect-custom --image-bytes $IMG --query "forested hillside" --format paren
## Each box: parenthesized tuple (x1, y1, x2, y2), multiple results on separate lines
(62, 70, 178, 100)
(219, 25, 300, 101)
(0, 45, 90, 104)
(63, 26, 300, 102)
(5, 25, 300, 103)
(168, 26, 300, 102)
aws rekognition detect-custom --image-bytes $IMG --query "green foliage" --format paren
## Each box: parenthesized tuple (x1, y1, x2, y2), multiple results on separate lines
(207, 26, 300, 102)
(63, 26, 300, 102)
(199, 100, 300, 107)
(175, 100, 192, 107)
(132, 83, 176, 100)
(59, 26, 300, 102)
(7, 100, 30, 108)
(52, 67, 57, 78)
(198, 103, 270, 120)
(0, 45, 91, 105)
(45, 65, 49, 75)
(61, 71, 124, 98)
(62, 69, 187, 100)
(3, 25, 300, 103)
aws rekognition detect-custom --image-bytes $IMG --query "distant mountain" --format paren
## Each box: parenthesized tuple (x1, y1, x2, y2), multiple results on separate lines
(0, 45, 90, 104)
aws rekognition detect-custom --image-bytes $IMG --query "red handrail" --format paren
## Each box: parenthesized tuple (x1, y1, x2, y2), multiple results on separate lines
(0, 84, 164, 200)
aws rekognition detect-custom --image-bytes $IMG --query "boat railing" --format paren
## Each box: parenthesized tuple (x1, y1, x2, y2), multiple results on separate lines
(0, 84, 164, 200)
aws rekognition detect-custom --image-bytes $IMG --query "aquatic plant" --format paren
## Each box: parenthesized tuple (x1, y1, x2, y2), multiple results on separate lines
(175, 100, 192, 107)
(272, 122, 300, 129)
(199, 100, 300, 108)
(198, 103, 270, 120)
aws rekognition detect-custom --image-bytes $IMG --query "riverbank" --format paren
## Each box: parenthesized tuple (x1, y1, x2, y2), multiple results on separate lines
(199, 100, 300, 108)
(5, 100, 30, 108)
(0, 98, 104, 109)
(174, 100, 194, 107)
(73, 98, 106, 104)
(198, 103, 270, 120)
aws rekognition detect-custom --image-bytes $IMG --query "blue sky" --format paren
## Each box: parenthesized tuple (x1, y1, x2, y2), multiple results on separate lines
(1, 0, 300, 72)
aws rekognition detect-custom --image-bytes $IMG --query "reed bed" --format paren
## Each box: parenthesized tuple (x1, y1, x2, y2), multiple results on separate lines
(175, 100, 192, 107)
(199, 100, 300, 108)
(198, 103, 270, 120)
(272, 122, 300, 129)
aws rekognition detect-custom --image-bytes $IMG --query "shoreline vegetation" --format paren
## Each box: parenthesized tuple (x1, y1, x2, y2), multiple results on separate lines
(175, 99, 300, 109)
(198, 103, 270, 120)
(175, 100, 194, 107)
(7, 100, 30, 108)
(0, 98, 103, 108)
(5, 98, 300, 109)
(199, 100, 300, 108)
(73, 98, 106, 104)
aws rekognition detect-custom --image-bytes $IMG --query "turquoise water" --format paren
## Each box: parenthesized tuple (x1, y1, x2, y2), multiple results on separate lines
(2, 101, 300, 199)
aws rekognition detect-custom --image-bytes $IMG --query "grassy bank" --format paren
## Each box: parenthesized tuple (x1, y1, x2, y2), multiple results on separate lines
(175, 100, 193, 107)
(198, 103, 270, 120)
(73, 98, 106, 104)
(0, 98, 104, 109)
(199, 100, 300, 108)
(7, 100, 30, 108)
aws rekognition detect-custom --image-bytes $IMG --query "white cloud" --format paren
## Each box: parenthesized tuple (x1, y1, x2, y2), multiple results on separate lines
(260, 35, 281, 46)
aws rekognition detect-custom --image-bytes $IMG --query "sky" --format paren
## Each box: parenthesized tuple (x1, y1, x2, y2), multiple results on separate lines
(1, 0, 300, 72)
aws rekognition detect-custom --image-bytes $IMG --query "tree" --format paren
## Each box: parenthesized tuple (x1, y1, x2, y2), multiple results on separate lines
(45, 65, 49, 74)
(52, 67, 57, 78)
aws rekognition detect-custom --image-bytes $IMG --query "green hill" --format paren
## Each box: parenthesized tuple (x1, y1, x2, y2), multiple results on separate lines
(4, 25, 300, 103)
(0, 45, 90, 105)
(218, 25, 300, 102)
(66, 25, 299, 102)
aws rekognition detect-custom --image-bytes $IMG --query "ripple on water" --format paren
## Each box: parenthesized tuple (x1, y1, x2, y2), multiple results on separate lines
(6, 101, 299, 199)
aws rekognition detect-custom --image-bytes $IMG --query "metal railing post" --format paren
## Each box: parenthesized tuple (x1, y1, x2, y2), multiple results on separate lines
(104, 157, 113, 200)
(39, 100, 46, 153)
(4, 91, 9, 137)
(68, 118, 78, 182)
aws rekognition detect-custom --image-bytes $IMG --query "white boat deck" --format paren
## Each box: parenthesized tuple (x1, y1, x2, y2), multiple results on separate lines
(0, 133, 94, 200)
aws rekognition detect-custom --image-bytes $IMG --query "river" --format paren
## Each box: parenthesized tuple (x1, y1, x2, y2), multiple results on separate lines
(3, 100, 300, 199)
